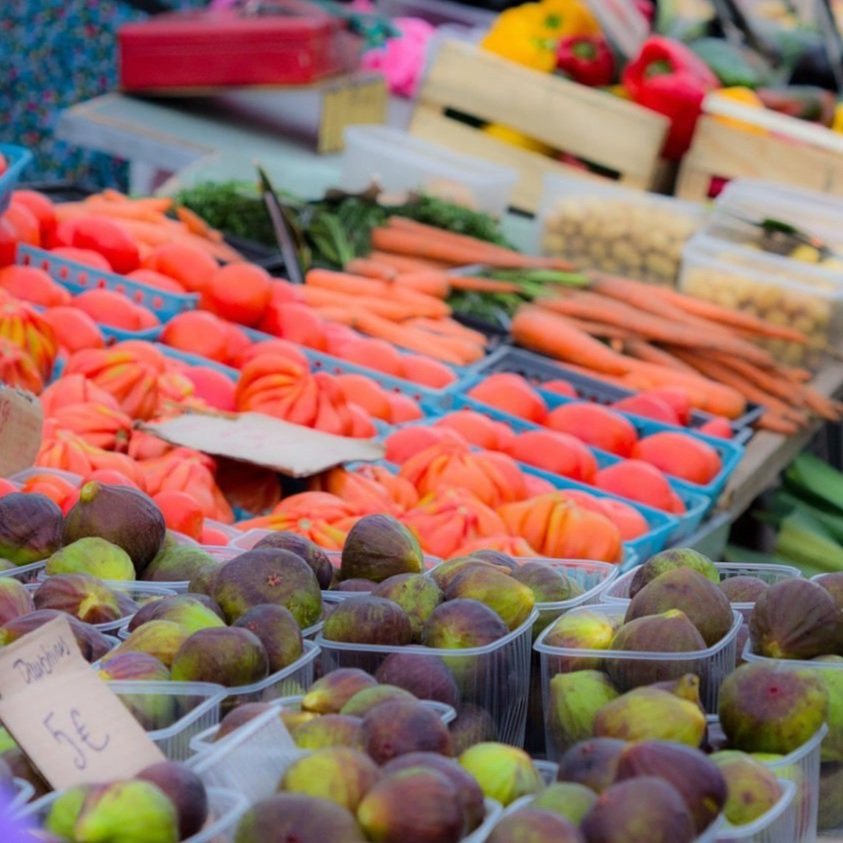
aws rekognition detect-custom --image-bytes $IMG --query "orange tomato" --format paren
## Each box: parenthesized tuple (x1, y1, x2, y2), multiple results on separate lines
(153, 490, 204, 541)
(160, 310, 232, 363)
(468, 373, 547, 424)
(631, 431, 721, 485)
(12, 191, 56, 245)
(143, 242, 218, 294)
(0, 266, 71, 308)
(546, 402, 638, 457)
(59, 217, 140, 274)
(203, 263, 272, 327)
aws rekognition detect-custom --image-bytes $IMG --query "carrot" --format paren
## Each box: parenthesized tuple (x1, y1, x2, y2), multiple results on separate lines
(624, 340, 697, 373)
(393, 271, 451, 299)
(386, 217, 573, 270)
(704, 352, 800, 404)
(369, 250, 455, 272)
(406, 317, 488, 346)
(300, 286, 416, 321)
(757, 413, 801, 435)
(175, 206, 224, 242)
(352, 311, 472, 365)
(448, 275, 523, 294)
(643, 282, 809, 344)
(561, 317, 635, 341)
(511, 306, 632, 375)
(310, 306, 355, 325)
(538, 291, 777, 369)
(344, 258, 397, 282)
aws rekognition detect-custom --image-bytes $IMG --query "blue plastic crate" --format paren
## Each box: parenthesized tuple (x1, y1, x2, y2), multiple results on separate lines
(240, 326, 459, 413)
(450, 395, 711, 543)
(17, 244, 199, 320)
(154, 344, 239, 380)
(0, 145, 33, 213)
(456, 370, 744, 501)
(100, 324, 162, 343)
(462, 345, 760, 442)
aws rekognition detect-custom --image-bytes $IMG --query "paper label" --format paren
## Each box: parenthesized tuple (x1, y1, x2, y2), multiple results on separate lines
(0, 385, 42, 477)
(0, 617, 165, 789)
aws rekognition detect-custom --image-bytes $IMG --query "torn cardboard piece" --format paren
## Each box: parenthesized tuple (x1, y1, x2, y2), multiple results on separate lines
(0, 616, 165, 789)
(141, 410, 384, 478)
(0, 385, 42, 478)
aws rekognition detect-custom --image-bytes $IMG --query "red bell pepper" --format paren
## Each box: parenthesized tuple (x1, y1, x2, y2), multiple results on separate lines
(622, 36, 719, 160)
(556, 35, 615, 87)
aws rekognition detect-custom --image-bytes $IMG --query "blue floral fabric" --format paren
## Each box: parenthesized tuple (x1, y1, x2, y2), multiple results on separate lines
(0, 1, 201, 189)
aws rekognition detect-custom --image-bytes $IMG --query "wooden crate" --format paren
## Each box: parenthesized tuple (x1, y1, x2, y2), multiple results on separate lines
(409, 40, 670, 213)
(676, 99, 843, 201)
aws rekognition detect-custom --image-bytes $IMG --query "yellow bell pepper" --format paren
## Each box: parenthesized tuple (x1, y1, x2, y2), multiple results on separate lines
(481, 5, 557, 72)
(539, 0, 602, 38)
(710, 87, 767, 135)
(833, 102, 843, 134)
(483, 123, 556, 155)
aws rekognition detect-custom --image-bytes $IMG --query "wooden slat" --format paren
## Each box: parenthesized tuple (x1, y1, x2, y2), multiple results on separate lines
(415, 41, 668, 187)
(676, 116, 843, 201)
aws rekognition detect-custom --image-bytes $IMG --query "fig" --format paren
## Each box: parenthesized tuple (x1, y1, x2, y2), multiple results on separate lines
(128, 594, 225, 635)
(254, 531, 334, 589)
(323, 596, 413, 646)
(98, 652, 170, 682)
(137, 761, 208, 840)
(212, 548, 323, 627)
(171, 627, 270, 687)
(710, 750, 783, 826)
(63, 482, 166, 575)
(594, 686, 707, 747)
(340, 685, 417, 717)
(374, 652, 460, 707)
(606, 610, 707, 690)
(340, 514, 423, 583)
(749, 578, 843, 659)
(719, 662, 829, 754)
(651, 673, 705, 710)
(105, 620, 190, 668)
(818, 761, 843, 830)
(488, 808, 585, 843)
(335, 578, 379, 592)
(469, 549, 518, 571)
(382, 752, 485, 833)
(373, 574, 443, 640)
(0, 492, 63, 565)
(719, 575, 770, 603)
(301, 668, 378, 714)
(449, 704, 498, 754)
(293, 714, 364, 750)
(445, 565, 535, 631)
(45, 786, 90, 839)
(356, 767, 464, 843)
(421, 598, 508, 648)
(458, 742, 542, 806)
(0, 577, 34, 623)
(628, 547, 718, 598)
(281, 747, 381, 811)
(814, 655, 843, 761)
(624, 568, 733, 646)
(33, 572, 124, 624)
(530, 782, 596, 825)
(215, 702, 276, 740)
(547, 670, 619, 751)
(0, 609, 112, 662)
(73, 779, 179, 843)
(430, 558, 510, 591)
(556, 738, 626, 794)
(815, 572, 843, 611)
(47, 536, 135, 581)
(580, 777, 696, 843)
(141, 544, 218, 584)
(362, 699, 453, 763)
(187, 563, 222, 596)
(234, 793, 367, 843)
(281, 708, 319, 732)
(542, 610, 620, 672)
(233, 604, 303, 672)
(615, 740, 727, 834)
(510, 562, 585, 603)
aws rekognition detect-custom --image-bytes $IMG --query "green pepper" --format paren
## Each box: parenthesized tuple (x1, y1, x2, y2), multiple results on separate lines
(688, 38, 771, 90)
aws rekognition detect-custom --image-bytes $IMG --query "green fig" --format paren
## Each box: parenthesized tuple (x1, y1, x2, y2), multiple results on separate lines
(47, 536, 135, 581)
(711, 750, 783, 826)
(547, 670, 619, 751)
(301, 668, 378, 714)
(458, 742, 542, 806)
(530, 782, 597, 825)
(281, 747, 381, 811)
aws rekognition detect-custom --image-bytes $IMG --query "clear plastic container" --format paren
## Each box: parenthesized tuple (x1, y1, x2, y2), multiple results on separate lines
(188, 693, 456, 755)
(107, 680, 226, 761)
(217, 639, 320, 711)
(538, 172, 706, 286)
(708, 718, 827, 843)
(341, 126, 517, 218)
(0, 560, 46, 584)
(600, 562, 803, 620)
(716, 779, 798, 843)
(534, 604, 743, 760)
(22, 785, 247, 843)
(317, 610, 538, 747)
(680, 231, 843, 366)
(7, 777, 34, 816)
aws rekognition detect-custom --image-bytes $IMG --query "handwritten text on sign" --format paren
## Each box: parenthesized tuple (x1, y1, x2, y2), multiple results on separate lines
(0, 616, 165, 789)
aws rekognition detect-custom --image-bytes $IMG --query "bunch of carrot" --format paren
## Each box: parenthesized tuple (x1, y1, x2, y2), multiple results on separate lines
(512, 274, 841, 434)
(54, 190, 243, 263)
(302, 268, 487, 366)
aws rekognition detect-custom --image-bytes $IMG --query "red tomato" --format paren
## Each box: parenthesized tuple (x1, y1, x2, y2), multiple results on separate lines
(4, 203, 40, 248)
(62, 217, 140, 274)
(12, 191, 57, 245)
(0, 215, 18, 267)
(0, 154, 7, 175)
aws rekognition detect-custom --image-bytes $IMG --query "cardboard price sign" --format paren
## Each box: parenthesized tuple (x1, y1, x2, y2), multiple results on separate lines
(0, 385, 42, 477)
(0, 616, 165, 789)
